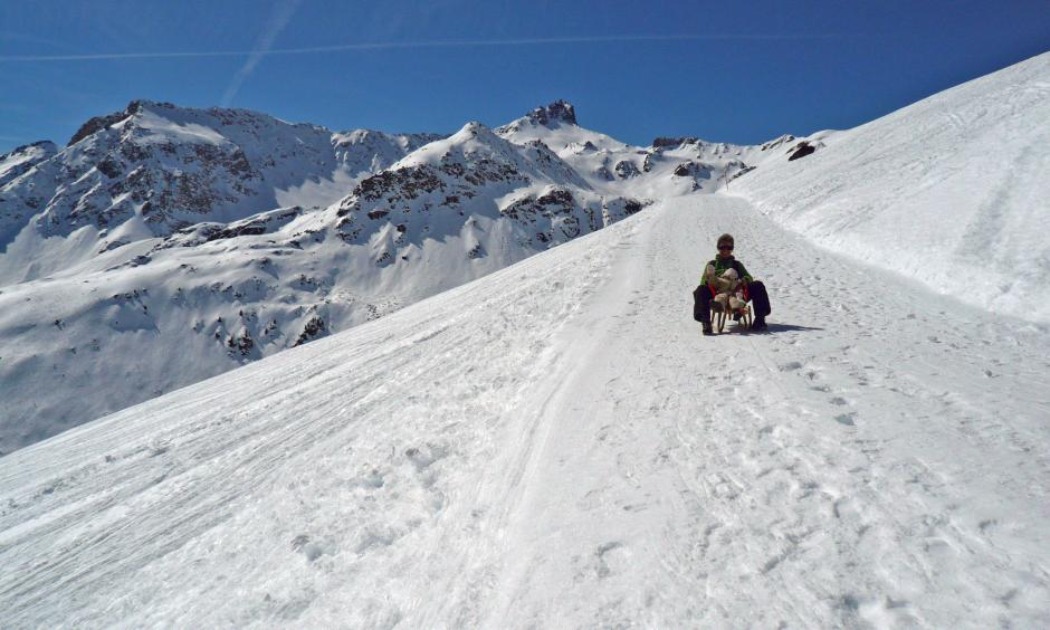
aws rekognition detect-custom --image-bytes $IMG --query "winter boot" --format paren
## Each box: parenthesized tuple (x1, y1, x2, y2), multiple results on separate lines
(752, 316, 767, 331)
(702, 322, 714, 336)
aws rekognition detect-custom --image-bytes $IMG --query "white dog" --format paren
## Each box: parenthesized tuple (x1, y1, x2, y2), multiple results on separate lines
(706, 266, 748, 312)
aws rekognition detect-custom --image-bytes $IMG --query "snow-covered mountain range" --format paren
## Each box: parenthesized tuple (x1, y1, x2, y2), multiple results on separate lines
(2, 51, 1049, 628)
(0, 99, 785, 454)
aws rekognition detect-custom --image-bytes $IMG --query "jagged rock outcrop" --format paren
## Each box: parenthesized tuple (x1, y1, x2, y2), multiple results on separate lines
(787, 141, 817, 161)
(495, 100, 582, 137)
(614, 160, 641, 179)
(67, 103, 139, 146)
(652, 136, 700, 149)
(526, 100, 577, 126)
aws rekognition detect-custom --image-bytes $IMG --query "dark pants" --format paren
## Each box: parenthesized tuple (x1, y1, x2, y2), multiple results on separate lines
(692, 285, 713, 322)
(749, 281, 771, 318)
(693, 281, 770, 322)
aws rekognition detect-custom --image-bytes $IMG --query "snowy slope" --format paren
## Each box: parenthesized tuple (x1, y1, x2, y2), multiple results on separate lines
(0, 141, 56, 185)
(735, 51, 1050, 323)
(0, 98, 785, 456)
(0, 101, 442, 454)
(3, 55, 1050, 628)
(2, 195, 1048, 628)
(0, 141, 58, 248)
(0, 104, 645, 455)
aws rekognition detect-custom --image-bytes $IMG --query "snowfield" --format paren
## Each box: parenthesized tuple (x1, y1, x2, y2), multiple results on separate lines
(735, 52, 1050, 324)
(2, 52, 1050, 628)
(2, 195, 1049, 628)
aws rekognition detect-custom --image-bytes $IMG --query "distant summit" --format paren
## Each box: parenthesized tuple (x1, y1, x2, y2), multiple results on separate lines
(67, 101, 140, 146)
(494, 100, 579, 137)
(525, 100, 577, 127)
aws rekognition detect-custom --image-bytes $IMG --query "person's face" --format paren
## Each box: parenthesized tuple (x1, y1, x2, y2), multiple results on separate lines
(718, 243, 734, 258)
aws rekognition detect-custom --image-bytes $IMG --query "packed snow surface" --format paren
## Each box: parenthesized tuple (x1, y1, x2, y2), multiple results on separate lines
(2, 196, 1049, 628)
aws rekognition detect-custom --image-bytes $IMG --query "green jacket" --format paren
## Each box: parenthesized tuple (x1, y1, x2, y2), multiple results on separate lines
(701, 256, 753, 287)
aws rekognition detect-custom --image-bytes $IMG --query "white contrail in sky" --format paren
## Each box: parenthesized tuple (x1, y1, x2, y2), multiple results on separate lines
(0, 33, 846, 63)
(221, 0, 304, 107)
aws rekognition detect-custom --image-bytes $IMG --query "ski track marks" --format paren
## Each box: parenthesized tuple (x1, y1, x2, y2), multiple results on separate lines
(477, 196, 1050, 628)
(1, 196, 1049, 628)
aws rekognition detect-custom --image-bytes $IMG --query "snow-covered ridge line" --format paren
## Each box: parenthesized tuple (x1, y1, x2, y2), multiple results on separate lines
(735, 51, 1050, 324)
(3, 97, 735, 455)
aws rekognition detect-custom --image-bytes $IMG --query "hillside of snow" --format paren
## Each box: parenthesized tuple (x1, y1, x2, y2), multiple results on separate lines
(4, 50, 1050, 458)
(2, 194, 1048, 627)
(2, 51, 1050, 627)
(735, 51, 1050, 324)
(0, 102, 666, 455)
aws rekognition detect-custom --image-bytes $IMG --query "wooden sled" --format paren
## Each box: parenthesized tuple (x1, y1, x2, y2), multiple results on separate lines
(710, 296, 752, 334)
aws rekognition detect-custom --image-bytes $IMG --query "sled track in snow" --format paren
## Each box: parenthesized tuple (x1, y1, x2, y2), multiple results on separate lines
(1, 195, 1049, 628)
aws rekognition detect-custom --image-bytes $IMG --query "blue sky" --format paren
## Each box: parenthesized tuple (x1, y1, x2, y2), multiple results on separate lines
(1, 1, 1048, 154)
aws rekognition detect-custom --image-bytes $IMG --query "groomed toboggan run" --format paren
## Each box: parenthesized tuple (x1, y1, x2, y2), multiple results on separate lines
(2, 193, 1049, 627)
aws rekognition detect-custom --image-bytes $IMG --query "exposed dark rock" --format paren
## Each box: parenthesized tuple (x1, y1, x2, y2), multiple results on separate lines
(538, 189, 574, 208)
(68, 109, 133, 147)
(227, 330, 255, 356)
(348, 166, 446, 206)
(526, 100, 577, 126)
(788, 141, 817, 161)
(622, 199, 643, 215)
(614, 160, 641, 179)
(501, 189, 575, 222)
(652, 137, 700, 149)
(96, 157, 122, 179)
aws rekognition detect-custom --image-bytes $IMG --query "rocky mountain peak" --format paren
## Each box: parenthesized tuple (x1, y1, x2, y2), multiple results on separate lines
(526, 100, 577, 127)
(67, 105, 134, 147)
(65, 100, 186, 147)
